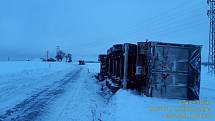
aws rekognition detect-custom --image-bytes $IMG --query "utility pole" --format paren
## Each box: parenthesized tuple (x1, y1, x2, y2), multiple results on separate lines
(46, 50, 49, 61)
(207, 0, 215, 73)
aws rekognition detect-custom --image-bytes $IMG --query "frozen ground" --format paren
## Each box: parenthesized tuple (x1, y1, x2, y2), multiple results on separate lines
(0, 61, 214, 121)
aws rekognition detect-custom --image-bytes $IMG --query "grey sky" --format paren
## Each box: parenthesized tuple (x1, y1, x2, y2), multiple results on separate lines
(0, 0, 208, 61)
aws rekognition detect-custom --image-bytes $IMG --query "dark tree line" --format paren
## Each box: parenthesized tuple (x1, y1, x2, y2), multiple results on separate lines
(55, 50, 72, 62)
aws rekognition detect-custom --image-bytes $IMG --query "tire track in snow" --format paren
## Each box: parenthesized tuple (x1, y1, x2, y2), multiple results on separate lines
(51, 68, 103, 121)
(0, 67, 83, 121)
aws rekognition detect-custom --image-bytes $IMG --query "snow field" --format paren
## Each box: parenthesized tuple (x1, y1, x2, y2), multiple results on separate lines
(0, 61, 214, 121)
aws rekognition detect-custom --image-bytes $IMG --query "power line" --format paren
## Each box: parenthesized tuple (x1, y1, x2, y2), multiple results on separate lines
(127, 20, 207, 43)
(113, 11, 207, 43)
(84, 1, 206, 47)
(125, 0, 204, 33)
(125, 8, 206, 37)
(109, 1, 206, 42)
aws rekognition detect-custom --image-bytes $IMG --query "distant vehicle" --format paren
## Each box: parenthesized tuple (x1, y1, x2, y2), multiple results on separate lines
(78, 60, 85, 65)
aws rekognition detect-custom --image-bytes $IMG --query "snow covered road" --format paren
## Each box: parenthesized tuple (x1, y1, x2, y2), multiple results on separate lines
(0, 63, 107, 121)
(0, 67, 83, 121)
(40, 66, 106, 121)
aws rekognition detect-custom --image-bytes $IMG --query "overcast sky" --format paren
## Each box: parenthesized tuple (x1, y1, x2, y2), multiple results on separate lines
(0, 0, 209, 61)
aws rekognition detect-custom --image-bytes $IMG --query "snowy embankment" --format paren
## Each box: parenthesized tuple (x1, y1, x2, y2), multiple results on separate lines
(103, 66, 215, 121)
(0, 61, 108, 121)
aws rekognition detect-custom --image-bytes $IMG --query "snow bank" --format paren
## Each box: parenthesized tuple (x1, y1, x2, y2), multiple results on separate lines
(105, 66, 215, 121)
(107, 89, 214, 121)
(201, 66, 215, 90)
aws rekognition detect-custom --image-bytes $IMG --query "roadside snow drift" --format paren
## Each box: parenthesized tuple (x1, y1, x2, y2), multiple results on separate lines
(103, 66, 215, 121)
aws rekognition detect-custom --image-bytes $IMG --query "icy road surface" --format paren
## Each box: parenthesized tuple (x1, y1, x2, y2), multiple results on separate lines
(0, 63, 106, 121)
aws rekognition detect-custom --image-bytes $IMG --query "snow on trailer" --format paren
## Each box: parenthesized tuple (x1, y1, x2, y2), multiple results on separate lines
(98, 41, 202, 100)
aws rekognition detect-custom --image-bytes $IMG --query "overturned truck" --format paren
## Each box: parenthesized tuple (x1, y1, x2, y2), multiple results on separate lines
(98, 41, 201, 100)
